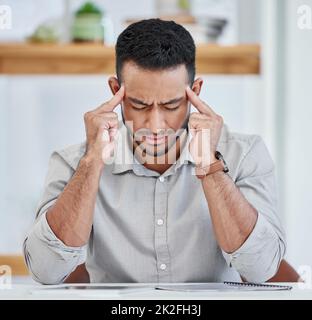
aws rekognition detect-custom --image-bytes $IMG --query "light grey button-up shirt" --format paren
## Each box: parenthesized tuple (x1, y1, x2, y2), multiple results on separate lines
(23, 122, 286, 285)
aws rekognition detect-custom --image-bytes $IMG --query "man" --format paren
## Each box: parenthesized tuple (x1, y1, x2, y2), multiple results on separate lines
(24, 19, 286, 284)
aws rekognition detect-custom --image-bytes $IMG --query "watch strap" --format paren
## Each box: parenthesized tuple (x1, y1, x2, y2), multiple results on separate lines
(195, 159, 225, 179)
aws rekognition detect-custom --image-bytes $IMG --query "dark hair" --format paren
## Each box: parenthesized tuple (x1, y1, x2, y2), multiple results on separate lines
(115, 18, 196, 85)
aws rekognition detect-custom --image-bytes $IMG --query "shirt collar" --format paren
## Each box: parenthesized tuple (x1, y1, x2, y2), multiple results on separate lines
(112, 122, 195, 175)
(173, 131, 196, 172)
(111, 121, 228, 175)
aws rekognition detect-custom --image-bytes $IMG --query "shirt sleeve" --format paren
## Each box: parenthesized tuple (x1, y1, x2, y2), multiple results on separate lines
(221, 136, 286, 283)
(23, 151, 87, 284)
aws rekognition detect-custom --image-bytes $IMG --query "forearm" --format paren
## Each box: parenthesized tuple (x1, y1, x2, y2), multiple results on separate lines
(46, 153, 103, 247)
(201, 171, 258, 253)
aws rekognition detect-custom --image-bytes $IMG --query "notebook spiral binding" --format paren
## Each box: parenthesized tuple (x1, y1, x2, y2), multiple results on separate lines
(224, 281, 293, 290)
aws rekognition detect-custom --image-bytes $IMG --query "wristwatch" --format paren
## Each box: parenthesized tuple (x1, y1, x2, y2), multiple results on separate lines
(195, 151, 229, 179)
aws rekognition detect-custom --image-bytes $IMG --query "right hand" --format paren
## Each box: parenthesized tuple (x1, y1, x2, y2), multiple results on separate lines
(83, 86, 125, 166)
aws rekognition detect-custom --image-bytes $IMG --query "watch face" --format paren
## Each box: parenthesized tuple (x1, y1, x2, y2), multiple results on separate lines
(223, 164, 229, 173)
(215, 151, 229, 173)
(215, 151, 223, 160)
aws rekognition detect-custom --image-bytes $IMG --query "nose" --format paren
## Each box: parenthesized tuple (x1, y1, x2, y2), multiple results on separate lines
(146, 106, 166, 135)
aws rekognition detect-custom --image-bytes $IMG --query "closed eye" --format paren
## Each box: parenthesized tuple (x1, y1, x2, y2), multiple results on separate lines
(165, 105, 180, 111)
(131, 105, 180, 111)
(132, 106, 147, 111)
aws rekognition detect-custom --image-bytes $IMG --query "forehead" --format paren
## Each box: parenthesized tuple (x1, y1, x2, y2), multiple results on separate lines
(121, 62, 189, 101)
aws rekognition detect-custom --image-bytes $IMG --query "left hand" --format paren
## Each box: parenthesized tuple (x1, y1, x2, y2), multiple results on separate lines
(186, 86, 223, 167)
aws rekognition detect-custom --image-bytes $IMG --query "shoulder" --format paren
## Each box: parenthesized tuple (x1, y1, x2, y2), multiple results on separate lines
(51, 141, 87, 171)
(219, 124, 264, 155)
(218, 124, 274, 180)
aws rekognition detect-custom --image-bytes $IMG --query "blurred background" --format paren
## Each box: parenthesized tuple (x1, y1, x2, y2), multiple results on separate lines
(0, 0, 311, 282)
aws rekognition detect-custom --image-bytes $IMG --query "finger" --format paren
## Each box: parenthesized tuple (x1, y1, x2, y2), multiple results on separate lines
(109, 127, 118, 138)
(186, 86, 216, 116)
(94, 115, 119, 131)
(102, 129, 110, 143)
(189, 114, 212, 129)
(101, 127, 118, 143)
(102, 141, 116, 162)
(100, 118, 119, 143)
(95, 85, 125, 113)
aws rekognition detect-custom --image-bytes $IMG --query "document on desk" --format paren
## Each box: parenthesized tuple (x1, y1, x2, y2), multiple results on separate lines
(155, 282, 293, 292)
(30, 282, 292, 298)
(30, 284, 153, 298)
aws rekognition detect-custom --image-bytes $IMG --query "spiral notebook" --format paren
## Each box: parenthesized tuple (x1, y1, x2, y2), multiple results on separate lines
(155, 281, 293, 292)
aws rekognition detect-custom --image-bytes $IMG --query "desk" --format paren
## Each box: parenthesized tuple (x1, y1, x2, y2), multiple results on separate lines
(0, 283, 311, 300)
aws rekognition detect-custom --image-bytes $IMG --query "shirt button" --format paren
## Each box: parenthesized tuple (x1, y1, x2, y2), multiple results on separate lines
(159, 176, 165, 182)
(157, 219, 164, 226)
(160, 263, 167, 270)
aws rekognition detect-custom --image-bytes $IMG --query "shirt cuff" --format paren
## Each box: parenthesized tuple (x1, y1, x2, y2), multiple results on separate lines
(221, 212, 282, 282)
(33, 211, 87, 262)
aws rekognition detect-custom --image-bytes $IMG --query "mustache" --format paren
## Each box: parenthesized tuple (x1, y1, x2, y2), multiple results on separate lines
(133, 128, 187, 141)
(134, 129, 172, 139)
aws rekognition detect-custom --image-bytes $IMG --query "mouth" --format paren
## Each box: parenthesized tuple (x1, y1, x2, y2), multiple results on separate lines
(144, 135, 167, 145)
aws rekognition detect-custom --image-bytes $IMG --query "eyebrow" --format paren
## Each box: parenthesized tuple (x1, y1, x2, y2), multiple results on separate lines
(128, 96, 184, 107)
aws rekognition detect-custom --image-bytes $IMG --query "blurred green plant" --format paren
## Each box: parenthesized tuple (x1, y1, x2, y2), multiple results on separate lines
(178, 0, 190, 11)
(75, 2, 102, 16)
(27, 25, 59, 43)
(72, 1, 104, 42)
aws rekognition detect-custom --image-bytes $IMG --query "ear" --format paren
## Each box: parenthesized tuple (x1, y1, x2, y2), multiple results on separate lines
(108, 76, 120, 95)
(191, 77, 203, 96)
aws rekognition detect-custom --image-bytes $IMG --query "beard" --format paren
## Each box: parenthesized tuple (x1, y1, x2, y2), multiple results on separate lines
(121, 109, 190, 158)
(138, 134, 178, 157)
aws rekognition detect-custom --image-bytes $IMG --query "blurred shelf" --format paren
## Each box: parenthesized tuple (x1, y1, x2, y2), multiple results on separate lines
(196, 44, 260, 74)
(0, 43, 260, 75)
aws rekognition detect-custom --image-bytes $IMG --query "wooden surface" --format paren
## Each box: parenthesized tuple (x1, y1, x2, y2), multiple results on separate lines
(0, 43, 260, 75)
(0, 255, 29, 276)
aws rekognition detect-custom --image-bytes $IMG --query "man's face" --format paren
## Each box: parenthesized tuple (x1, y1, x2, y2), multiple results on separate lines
(120, 61, 191, 157)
